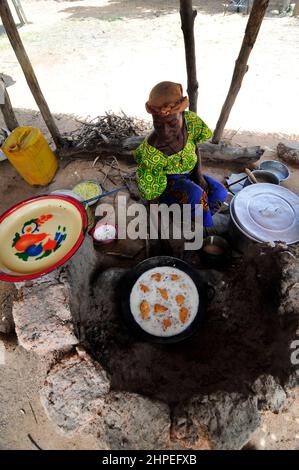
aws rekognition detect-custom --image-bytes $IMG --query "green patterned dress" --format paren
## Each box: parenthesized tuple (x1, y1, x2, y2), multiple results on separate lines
(134, 111, 212, 201)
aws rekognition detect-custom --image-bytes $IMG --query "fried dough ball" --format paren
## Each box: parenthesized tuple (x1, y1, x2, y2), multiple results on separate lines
(179, 307, 189, 324)
(154, 304, 168, 314)
(175, 294, 185, 306)
(162, 318, 172, 330)
(140, 300, 150, 320)
(140, 283, 150, 293)
(157, 288, 168, 301)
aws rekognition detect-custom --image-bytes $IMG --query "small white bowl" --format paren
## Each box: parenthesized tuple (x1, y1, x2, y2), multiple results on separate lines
(91, 222, 117, 244)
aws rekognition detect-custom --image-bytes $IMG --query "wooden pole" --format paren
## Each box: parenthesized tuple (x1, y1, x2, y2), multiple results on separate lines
(0, 77, 19, 130)
(11, 0, 28, 25)
(0, 0, 61, 147)
(179, 0, 199, 113)
(212, 0, 269, 144)
(293, 0, 299, 16)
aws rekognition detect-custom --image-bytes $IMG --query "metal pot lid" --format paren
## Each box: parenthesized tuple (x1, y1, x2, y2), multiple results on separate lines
(230, 201, 261, 243)
(231, 183, 299, 244)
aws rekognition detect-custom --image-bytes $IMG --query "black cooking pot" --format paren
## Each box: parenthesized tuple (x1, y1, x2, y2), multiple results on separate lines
(120, 256, 213, 344)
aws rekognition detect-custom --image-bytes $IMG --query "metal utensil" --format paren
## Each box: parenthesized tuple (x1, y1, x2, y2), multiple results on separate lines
(83, 185, 127, 205)
(245, 168, 258, 184)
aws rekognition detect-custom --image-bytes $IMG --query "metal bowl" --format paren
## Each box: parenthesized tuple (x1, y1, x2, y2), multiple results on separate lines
(259, 160, 290, 182)
(244, 170, 280, 187)
(50, 188, 84, 202)
(201, 235, 232, 270)
(72, 180, 102, 206)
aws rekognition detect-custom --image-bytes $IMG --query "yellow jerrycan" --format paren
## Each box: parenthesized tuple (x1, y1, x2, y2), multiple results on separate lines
(1, 126, 58, 185)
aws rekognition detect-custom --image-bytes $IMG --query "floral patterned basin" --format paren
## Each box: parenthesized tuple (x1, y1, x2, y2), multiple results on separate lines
(0, 196, 88, 281)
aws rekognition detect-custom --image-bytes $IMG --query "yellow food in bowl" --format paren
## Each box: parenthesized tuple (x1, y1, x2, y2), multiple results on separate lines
(73, 181, 102, 204)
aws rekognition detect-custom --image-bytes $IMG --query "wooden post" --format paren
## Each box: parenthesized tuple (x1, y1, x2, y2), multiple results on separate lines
(179, 0, 199, 113)
(293, 0, 299, 16)
(212, 0, 269, 144)
(12, 0, 28, 25)
(0, 77, 19, 131)
(0, 0, 61, 147)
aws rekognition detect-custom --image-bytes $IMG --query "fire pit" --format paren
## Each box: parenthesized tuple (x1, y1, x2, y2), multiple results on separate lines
(9, 238, 299, 450)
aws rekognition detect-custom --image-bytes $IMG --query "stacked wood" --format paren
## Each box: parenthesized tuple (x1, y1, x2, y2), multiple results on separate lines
(59, 113, 263, 165)
(71, 112, 150, 151)
(199, 141, 264, 164)
(58, 134, 263, 166)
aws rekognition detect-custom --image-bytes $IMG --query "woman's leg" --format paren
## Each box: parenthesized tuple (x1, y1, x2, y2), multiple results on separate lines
(159, 175, 214, 227)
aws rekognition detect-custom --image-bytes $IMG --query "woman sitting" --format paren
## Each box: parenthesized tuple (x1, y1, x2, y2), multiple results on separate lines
(134, 81, 227, 227)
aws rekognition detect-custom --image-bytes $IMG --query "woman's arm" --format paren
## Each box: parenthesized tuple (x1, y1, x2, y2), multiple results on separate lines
(149, 197, 159, 204)
(192, 147, 209, 191)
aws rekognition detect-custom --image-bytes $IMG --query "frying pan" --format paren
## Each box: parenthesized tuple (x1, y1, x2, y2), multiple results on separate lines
(120, 256, 213, 344)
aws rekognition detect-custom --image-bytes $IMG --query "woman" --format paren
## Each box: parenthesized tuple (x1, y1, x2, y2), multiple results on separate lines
(134, 81, 227, 227)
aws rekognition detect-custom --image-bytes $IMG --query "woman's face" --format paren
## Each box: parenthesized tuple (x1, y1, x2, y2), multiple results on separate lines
(153, 113, 183, 144)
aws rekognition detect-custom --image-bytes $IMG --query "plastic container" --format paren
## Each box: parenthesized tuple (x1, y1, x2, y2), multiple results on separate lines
(1, 126, 58, 185)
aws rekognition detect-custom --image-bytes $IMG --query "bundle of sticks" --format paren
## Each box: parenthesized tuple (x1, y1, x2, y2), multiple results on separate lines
(68, 111, 151, 150)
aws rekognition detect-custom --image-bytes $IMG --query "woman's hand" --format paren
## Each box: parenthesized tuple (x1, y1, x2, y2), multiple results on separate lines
(195, 172, 209, 192)
(149, 197, 159, 204)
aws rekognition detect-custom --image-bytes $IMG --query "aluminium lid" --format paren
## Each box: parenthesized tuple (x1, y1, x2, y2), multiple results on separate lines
(231, 183, 299, 244)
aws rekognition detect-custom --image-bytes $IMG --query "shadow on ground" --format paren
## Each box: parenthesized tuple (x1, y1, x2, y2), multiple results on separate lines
(0, 22, 24, 37)
(59, 0, 229, 22)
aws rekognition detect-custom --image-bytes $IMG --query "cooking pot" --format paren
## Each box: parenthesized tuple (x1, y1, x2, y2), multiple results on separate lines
(229, 183, 299, 251)
(120, 256, 214, 344)
(201, 235, 232, 270)
(243, 170, 280, 187)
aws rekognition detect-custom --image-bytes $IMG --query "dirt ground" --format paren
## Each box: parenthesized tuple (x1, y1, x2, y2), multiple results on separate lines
(0, 0, 299, 450)
(0, 0, 299, 135)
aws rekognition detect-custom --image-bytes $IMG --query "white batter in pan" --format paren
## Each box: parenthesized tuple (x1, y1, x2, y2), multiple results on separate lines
(130, 266, 199, 337)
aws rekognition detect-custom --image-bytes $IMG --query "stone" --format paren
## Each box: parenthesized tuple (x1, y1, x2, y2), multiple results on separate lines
(277, 142, 299, 165)
(40, 347, 110, 433)
(86, 267, 130, 346)
(252, 375, 287, 413)
(14, 270, 62, 291)
(284, 372, 299, 390)
(64, 235, 99, 340)
(279, 247, 299, 317)
(12, 282, 78, 355)
(0, 339, 6, 365)
(86, 391, 170, 450)
(0, 281, 16, 334)
(172, 391, 260, 450)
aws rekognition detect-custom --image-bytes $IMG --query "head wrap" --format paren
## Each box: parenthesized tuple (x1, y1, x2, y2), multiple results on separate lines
(145, 81, 189, 116)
